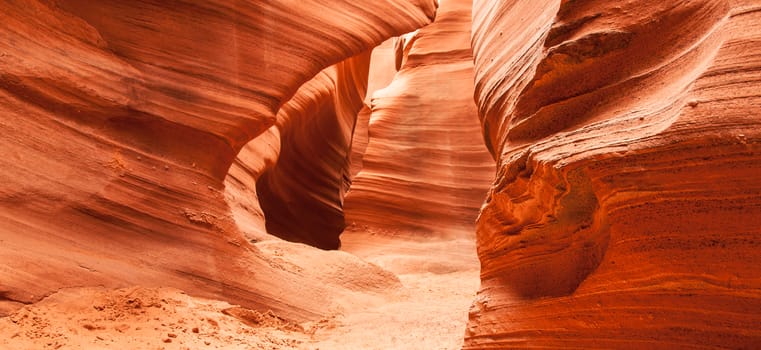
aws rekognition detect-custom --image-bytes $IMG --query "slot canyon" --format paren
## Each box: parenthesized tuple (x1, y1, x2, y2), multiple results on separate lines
(1, 0, 760, 349)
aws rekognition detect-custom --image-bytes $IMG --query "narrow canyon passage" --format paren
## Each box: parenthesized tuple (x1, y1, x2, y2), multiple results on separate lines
(311, 0, 494, 347)
(256, 0, 495, 346)
(234, 0, 494, 347)
(3, 0, 760, 349)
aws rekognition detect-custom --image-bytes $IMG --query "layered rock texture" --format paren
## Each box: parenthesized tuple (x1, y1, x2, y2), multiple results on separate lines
(344, 0, 496, 238)
(0, 0, 437, 318)
(466, 0, 761, 348)
(3, 0, 761, 348)
(224, 39, 399, 249)
(227, 52, 372, 249)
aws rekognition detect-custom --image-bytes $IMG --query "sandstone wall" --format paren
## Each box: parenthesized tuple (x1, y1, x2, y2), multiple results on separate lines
(466, 0, 761, 347)
(0, 0, 436, 318)
(344, 0, 496, 238)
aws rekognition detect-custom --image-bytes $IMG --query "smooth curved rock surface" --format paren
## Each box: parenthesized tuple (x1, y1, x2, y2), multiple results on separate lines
(225, 41, 400, 249)
(344, 0, 495, 238)
(0, 0, 436, 318)
(224, 126, 281, 243)
(466, 0, 761, 348)
(350, 39, 401, 179)
(255, 52, 371, 249)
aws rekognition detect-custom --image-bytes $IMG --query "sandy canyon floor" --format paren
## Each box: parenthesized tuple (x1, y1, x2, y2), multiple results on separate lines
(0, 230, 480, 350)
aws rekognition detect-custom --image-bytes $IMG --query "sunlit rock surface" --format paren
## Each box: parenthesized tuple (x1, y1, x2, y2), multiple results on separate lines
(344, 0, 496, 239)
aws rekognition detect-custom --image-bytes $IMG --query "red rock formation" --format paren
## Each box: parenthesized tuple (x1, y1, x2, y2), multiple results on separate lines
(224, 127, 281, 243)
(224, 43, 397, 247)
(255, 52, 371, 249)
(236, 38, 404, 249)
(5, 1, 760, 347)
(350, 39, 400, 179)
(466, 0, 761, 348)
(0, 0, 436, 318)
(344, 0, 495, 238)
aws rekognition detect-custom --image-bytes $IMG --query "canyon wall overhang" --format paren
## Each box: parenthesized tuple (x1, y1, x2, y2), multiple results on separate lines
(0, 0, 436, 318)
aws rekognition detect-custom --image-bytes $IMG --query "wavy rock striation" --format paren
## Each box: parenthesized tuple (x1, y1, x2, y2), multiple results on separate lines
(344, 0, 495, 238)
(225, 40, 401, 249)
(0, 0, 436, 318)
(466, 0, 761, 348)
(254, 53, 371, 249)
(350, 39, 400, 179)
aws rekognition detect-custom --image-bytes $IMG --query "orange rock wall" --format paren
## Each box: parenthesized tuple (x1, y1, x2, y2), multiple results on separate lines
(344, 0, 496, 238)
(255, 53, 371, 249)
(0, 0, 436, 317)
(224, 41, 400, 249)
(466, 0, 761, 348)
(350, 39, 400, 179)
